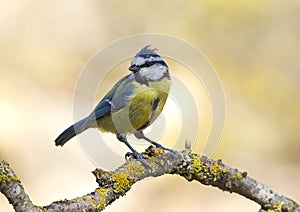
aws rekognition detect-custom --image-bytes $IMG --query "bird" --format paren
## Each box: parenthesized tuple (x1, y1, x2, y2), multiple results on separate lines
(55, 45, 171, 168)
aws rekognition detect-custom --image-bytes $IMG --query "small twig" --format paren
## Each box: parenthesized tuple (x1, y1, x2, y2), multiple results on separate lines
(1, 146, 299, 212)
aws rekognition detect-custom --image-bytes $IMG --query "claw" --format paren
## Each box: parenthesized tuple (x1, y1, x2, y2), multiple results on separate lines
(125, 152, 148, 160)
(125, 150, 152, 170)
(116, 133, 152, 170)
(125, 152, 133, 159)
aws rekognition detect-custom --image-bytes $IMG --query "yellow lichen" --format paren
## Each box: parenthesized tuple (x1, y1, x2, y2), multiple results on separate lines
(211, 162, 228, 181)
(126, 161, 145, 178)
(193, 156, 201, 170)
(232, 172, 244, 180)
(192, 156, 206, 172)
(113, 172, 131, 194)
(190, 156, 209, 180)
(0, 174, 19, 183)
(11, 175, 18, 181)
(153, 147, 164, 156)
(95, 188, 108, 210)
(38, 206, 47, 211)
(87, 196, 95, 207)
(267, 201, 283, 212)
(143, 147, 164, 159)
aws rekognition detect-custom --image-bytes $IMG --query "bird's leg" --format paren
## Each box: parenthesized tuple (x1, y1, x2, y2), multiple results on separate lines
(134, 131, 172, 152)
(116, 133, 151, 170)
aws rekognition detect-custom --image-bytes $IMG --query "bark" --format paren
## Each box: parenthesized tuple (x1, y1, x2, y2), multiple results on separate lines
(1, 146, 299, 212)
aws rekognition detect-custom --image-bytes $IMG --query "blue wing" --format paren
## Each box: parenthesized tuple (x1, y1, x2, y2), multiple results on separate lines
(89, 74, 134, 120)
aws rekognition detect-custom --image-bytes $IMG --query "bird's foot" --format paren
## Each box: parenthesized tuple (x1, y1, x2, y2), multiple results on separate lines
(147, 140, 175, 155)
(134, 131, 173, 153)
(125, 152, 147, 159)
(125, 151, 152, 170)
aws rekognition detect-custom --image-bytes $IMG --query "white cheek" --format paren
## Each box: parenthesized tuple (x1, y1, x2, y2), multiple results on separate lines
(140, 65, 167, 81)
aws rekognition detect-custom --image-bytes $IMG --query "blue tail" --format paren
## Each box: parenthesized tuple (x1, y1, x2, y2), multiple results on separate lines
(55, 118, 89, 146)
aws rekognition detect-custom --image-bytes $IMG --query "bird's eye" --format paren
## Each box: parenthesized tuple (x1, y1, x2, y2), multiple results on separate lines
(143, 61, 153, 67)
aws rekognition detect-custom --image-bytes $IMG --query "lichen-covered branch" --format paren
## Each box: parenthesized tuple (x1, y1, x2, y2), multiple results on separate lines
(1, 146, 299, 212)
(0, 161, 41, 212)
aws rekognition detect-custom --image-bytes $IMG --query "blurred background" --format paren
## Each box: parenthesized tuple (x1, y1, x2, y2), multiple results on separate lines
(1, 0, 299, 211)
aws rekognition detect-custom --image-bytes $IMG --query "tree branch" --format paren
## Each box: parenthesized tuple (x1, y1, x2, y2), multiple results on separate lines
(1, 146, 299, 212)
(0, 161, 41, 212)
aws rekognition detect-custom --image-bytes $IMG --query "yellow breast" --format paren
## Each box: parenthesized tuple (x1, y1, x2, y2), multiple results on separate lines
(97, 78, 171, 135)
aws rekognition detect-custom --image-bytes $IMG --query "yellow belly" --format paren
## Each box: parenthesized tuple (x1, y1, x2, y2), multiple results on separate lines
(97, 79, 170, 135)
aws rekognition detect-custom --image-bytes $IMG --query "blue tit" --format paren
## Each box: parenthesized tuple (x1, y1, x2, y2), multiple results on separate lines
(55, 45, 171, 168)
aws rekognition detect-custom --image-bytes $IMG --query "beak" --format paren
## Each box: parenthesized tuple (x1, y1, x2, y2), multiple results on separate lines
(128, 64, 139, 72)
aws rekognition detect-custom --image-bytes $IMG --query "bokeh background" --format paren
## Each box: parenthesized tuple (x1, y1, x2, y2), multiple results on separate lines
(1, 0, 299, 211)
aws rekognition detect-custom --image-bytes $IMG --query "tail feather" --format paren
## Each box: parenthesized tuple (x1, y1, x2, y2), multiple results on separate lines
(55, 118, 90, 146)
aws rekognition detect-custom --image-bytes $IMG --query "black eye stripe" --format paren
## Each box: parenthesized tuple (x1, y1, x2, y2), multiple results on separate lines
(141, 61, 154, 68)
(139, 61, 167, 69)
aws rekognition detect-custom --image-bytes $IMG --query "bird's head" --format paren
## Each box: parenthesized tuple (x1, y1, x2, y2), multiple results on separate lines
(129, 45, 170, 82)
